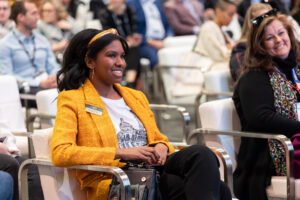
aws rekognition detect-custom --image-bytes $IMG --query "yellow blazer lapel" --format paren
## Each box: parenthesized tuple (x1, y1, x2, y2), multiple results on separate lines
(82, 80, 118, 147)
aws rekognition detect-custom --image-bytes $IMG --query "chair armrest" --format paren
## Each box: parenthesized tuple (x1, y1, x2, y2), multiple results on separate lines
(11, 131, 32, 137)
(150, 104, 190, 142)
(202, 89, 233, 97)
(26, 113, 56, 132)
(187, 128, 295, 200)
(18, 159, 131, 200)
(209, 147, 233, 195)
(194, 91, 233, 128)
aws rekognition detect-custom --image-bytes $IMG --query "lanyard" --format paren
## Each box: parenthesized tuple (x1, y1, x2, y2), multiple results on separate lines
(275, 66, 300, 95)
(291, 67, 300, 94)
(13, 30, 37, 71)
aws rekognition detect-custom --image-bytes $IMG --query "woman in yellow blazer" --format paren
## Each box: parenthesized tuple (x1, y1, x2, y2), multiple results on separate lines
(51, 28, 231, 200)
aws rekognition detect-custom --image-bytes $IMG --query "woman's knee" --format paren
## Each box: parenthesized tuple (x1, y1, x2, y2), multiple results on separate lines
(186, 145, 219, 167)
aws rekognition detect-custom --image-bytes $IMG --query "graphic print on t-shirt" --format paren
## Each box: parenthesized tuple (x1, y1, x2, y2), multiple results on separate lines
(117, 114, 147, 148)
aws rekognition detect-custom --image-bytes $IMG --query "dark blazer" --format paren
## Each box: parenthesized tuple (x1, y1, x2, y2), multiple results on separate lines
(96, 6, 137, 38)
(164, 0, 203, 36)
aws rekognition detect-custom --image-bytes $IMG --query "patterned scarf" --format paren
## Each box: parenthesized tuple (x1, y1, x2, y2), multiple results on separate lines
(267, 62, 300, 176)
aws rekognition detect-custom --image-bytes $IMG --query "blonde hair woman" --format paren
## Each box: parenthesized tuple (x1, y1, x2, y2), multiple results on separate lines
(229, 3, 272, 81)
(38, 0, 81, 60)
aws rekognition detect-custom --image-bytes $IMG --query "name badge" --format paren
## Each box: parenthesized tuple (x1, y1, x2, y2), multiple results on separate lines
(295, 103, 300, 121)
(85, 104, 103, 116)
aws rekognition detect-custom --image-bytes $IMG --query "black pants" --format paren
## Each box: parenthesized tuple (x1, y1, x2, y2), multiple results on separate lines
(0, 154, 44, 200)
(160, 145, 232, 200)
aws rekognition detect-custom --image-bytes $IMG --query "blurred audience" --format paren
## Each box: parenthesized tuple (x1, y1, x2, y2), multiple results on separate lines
(163, 0, 205, 36)
(38, 0, 81, 63)
(61, 0, 81, 18)
(0, 0, 59, 96)
(291, 0, 300, 25)
(0, 0, 14, 39)
(96, 0, 142, 88)
(230, 3, 272, 82)
(194, 0, 237, 62)
(127, 0, 173, 68)
(238, 0, 290, 17)
(90, 0, 106, 20)
(61, 0, 91, 29)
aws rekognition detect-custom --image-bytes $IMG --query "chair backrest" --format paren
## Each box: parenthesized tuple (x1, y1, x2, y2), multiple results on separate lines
(0, 75, 26, 132)
(163, 35, 197, 48)
(36, 89, 59, 127)
(203, 64, 233, 96)
(32, 128, 86, 200)
(0, 75, 29, 156)
(199, 98, 241, 169)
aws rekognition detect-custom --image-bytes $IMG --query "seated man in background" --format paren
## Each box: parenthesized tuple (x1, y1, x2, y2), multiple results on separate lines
(164, 0, 205, 36)
(0, 0, 59, 95)
(127, 0, 173, 68)
(0, 0, 15, 39)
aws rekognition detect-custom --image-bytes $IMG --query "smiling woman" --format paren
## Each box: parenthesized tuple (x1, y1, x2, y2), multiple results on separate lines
(263, 19, 291, 59)
(51, 28, 232, 200)
(232, 12, 300, 199)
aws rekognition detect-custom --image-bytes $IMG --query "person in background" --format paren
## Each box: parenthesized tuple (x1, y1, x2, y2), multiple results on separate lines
(237, 0, 289, 18)
(61, 0, 91, 29)
(38, 0, 81, 63)
(291, 0, 300, 25)
(229, 3, 272, 82)
(0, 0, 14, 39)
(163, 0, 205, 36)
(127, 0, 173, 68)
(193, 0, 237, 62)
(61, 0, 80, 18)
(0, 121, 44, 200)
(233, 11, 300, 199)
(51, 28, 232, 200)
(0, 0, 59, 95)
(0, 171, 13, 200)
(96, 0, 142, 89)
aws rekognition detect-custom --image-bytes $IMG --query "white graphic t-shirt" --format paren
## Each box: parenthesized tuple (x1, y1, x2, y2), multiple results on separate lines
(101, 96, 148, 148)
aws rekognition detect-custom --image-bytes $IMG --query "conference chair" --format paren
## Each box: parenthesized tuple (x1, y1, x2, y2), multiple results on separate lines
(190, 98, 300, 199)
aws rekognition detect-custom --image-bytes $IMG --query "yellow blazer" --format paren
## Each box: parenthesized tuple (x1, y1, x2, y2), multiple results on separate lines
(51, 79, 175, 200)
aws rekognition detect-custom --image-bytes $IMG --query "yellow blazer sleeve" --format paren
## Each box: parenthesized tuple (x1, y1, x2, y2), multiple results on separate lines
(51, 91, 117, 167)
(138, 91, 175, 153)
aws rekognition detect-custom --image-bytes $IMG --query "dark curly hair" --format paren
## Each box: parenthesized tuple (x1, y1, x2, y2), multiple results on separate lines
(57, 29, 129, 92)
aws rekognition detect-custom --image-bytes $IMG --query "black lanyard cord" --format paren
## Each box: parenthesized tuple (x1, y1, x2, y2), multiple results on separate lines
(13, 30, 37, 70)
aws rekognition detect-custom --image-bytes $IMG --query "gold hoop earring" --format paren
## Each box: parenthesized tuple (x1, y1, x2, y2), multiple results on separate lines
(90, 68, 95, 80)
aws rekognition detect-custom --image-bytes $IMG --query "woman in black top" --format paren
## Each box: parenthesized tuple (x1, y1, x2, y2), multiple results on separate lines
(233, 10, 300, 200)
